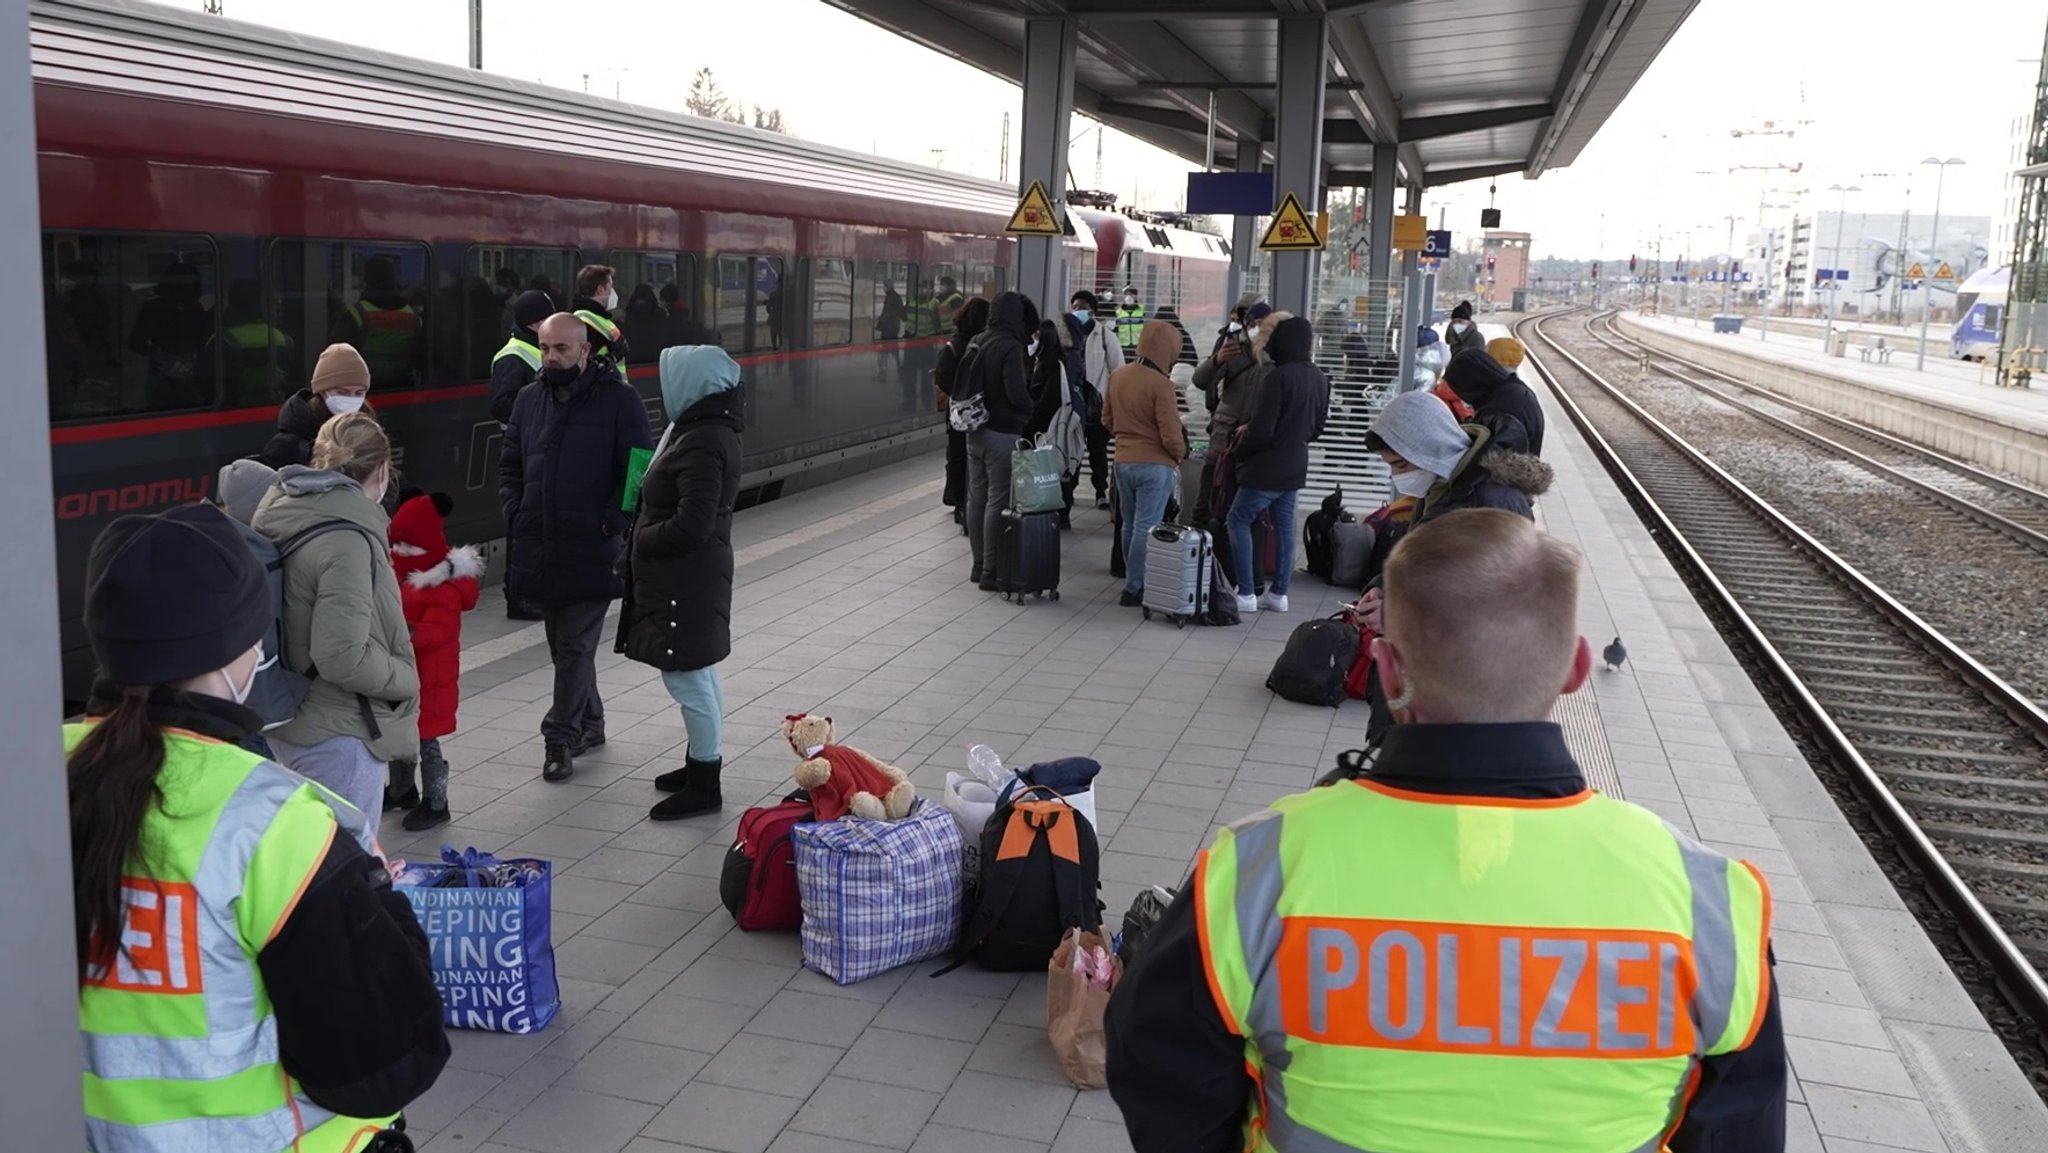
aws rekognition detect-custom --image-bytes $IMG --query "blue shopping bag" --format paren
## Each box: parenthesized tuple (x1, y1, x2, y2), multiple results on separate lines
(395, 846, 561, 1034)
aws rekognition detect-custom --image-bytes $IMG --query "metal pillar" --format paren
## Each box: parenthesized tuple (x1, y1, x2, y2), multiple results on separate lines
(1396, 184, 1423, 393)
(0, 0, 83, 1142)
(1270, 16, 1328, 318)
(1367, 143, 1397, 283)
(1226, 144, 1261, 311)
(468, 0, 482, 68)
(1015, 18, 1076, 317)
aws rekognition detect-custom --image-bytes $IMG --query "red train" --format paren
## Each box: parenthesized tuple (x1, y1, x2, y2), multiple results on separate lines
(31, 0, 1230, 704)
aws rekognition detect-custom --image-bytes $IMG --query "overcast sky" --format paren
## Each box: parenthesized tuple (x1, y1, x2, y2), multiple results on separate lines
(151, 0, 2042, 263)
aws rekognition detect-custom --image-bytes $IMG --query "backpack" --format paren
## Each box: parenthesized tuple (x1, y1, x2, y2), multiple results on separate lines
(1267, 614, 1362, 708)
(1302, 489, 1351, 582)
(247, 518, 384, 734)
(1043, 364, 1088, 481)
(719, 794, 813, 931)
(948, 334, 990, 432)
(1329, 521, 1376, 588)
(947, 787, 1103, 973)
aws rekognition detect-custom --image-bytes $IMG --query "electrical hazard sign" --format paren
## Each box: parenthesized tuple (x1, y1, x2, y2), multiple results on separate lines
(1934, 262, 1954, 281)
(1260, 192, 1325, 252)
(1004, 181, 1065, 237)
(1907, 261, 1925, 280)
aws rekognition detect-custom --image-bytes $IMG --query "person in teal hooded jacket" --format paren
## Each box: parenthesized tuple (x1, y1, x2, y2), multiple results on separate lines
(621, 345, 744, 820)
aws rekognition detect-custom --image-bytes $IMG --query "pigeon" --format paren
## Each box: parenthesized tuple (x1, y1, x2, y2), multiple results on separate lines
(1603, 636, 1628, 672)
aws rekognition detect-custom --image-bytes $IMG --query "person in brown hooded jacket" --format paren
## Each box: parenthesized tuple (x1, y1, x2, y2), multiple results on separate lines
(1103, 320, 1189, 606)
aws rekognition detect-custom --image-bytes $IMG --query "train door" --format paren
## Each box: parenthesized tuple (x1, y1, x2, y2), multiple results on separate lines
(713, 254, 785, 353)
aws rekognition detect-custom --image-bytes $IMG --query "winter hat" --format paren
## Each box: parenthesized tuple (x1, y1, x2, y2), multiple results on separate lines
(1487, 336, 1526, 369)
(1443, 347, 1514, 404)
(216, 458, 277, 526)
(388, 489, 454, 580)
(1416, 326, 1440, 348)
(512, 289, 556, 332)
(84, 503, 272, 688)
(1450, 301, 1474, 322)
(1366, 391, 1472, 481)
(1246, 301, 1274, 326)
(310, 343, 372, 395)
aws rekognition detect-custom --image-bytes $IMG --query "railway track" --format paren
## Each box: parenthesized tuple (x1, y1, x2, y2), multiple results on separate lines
(1518, 310, 2048, 1053)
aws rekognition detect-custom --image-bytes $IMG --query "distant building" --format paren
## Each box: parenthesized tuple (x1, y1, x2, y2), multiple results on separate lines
(1757, 209, 1991, 319)
(1480, 230, 1532, 300)
(1999, 109, 2030, 268)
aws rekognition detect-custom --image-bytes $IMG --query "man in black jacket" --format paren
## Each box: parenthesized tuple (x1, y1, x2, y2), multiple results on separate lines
(1444, 347, 1547, 456)
(499, 313, 653, 783)
(490, 288, 557, 622)
(1222, 315, 1328, 616)
(1105, 509, 1786, 1153)
(962, 291, 1037, 589)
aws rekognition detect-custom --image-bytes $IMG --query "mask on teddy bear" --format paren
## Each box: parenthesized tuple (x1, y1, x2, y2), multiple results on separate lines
(780, 712, 918, 823)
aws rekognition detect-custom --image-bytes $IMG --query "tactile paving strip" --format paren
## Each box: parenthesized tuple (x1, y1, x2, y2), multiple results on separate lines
(1552, 690, 1624, 797)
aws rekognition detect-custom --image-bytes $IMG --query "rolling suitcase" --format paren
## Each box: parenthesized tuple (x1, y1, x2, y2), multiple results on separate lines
(1140, 523, 1212, 627)
(995, 508, 1061, 603)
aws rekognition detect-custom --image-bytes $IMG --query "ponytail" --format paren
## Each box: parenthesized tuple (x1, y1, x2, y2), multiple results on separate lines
(68, 692, 166, 969)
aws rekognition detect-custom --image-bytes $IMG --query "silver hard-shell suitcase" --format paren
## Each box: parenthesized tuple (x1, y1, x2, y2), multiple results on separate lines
(1141, 524, 1212, 627)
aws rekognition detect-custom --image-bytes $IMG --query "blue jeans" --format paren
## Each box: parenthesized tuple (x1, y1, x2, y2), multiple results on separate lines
(663, 666, 726, 762)
(1226, 486, 1298, 597)
(1116, 461, 1177, 595)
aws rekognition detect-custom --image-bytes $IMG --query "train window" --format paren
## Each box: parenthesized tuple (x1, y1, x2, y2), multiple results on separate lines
(264, 239, 432, 395)
(462, 246, 576, 379)
(608, 250, 704, 363)
(808, 259, 853, 348)
(923, 264, 966, 335)
(713, 255, 785, 354)
(967, 263, 997, 301)
(43, 231, 221, 421)
(862, 261, 915, 340)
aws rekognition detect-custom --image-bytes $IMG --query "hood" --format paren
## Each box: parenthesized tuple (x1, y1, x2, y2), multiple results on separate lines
(1368, 390, 1472, 480)
(276, 389, 326, 439)
(388, 491, 452, 577)
(1249, 310, 1295, 362)
(988, 291, 1031, 340)
(1135, 320, 1181, 370)
(217, 458, 278, 526)
(1481, 447, 1555, 498)
(1443, 348, 1516, 404)
(1267, 316, 1315, 364)
(253, 464, 388, 539)
(659, 345, 742, 422)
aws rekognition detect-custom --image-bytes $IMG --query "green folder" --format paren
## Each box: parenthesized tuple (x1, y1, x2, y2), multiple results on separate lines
(622, 446, 654, 512)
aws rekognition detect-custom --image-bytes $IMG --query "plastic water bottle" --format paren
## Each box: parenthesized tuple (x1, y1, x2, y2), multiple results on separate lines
(967, 744, 1005, 789)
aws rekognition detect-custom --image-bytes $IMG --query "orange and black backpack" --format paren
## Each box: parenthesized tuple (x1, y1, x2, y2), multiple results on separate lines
(948, 786, 1103, 972)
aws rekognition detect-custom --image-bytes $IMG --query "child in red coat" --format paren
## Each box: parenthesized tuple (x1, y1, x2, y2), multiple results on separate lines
(386, 490, 482, 831)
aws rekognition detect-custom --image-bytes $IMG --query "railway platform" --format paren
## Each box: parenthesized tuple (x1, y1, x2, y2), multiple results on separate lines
(382, 332, 2048, 1152)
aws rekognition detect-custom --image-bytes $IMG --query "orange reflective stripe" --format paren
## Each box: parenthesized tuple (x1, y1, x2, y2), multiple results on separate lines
(1273, 915, 1699, 1059)
(82, 878, 204, 994)
(1192, 849, 1243, 1037)
(995, 801, 1080, 863)
(1738, 859, 1774, 1049)
(1356, 779, 1594, 809)
(265, 822, 336, 946)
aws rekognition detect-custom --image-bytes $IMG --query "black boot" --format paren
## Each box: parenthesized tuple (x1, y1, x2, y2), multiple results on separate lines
(649, 757, 722, 820)
(542, 742, 575, 783)
(402, 801, 450, 832)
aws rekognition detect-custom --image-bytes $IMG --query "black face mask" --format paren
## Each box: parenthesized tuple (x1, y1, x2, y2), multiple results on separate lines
(541, 364, 582, 389)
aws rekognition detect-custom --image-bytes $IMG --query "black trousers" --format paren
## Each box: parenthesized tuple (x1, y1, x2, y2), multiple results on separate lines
(541, 600, 608, 746)
(1085, 421, 1110, 495)
(944, 428, 967, 508)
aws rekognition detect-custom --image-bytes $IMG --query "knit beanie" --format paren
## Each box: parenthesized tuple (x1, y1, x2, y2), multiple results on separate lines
(1451, 300, 1474, 321)
(1487, 337, 1526, 369)
(1443, 348, 1514, 403)
(85, 503, 272, 688)
(513, 289, 556, 332)
(216, 458, 278, 526)
(310, 343, 371, 395)
(1246, 301, 1274, 326)
(1367, 391, 1472, 480)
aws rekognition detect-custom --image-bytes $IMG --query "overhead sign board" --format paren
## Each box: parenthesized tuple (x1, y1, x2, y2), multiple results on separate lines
(1259, 192, 1324, 251)
(1005, 181, 1064, 237)
(1186, 171, 1274, 216)
(1392, 214, 1428, 251)
(1423, 229, 1453, 259)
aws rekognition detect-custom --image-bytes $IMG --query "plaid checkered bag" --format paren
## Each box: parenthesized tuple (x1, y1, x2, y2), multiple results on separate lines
(793, 798, 965, 985)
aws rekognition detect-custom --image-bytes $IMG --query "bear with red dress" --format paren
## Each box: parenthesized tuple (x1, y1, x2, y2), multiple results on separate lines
(385, 489, 483, 830)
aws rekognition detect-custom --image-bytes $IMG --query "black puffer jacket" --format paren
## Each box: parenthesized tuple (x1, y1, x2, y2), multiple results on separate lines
(498, 360, 654, 606)
(623, 378, 742, 673)
(965, 292, 1036, 436)
(258, 390, 328, 469)
(1231, 316, 1329, 492)
(1444, 348, 1546, 457)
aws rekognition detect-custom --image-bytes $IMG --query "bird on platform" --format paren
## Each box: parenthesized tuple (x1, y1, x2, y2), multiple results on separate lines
(1602, 636, 1628, 672)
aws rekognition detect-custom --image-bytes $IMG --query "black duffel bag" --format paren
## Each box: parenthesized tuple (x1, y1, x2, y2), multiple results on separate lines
(1266, 614, 1360, 708)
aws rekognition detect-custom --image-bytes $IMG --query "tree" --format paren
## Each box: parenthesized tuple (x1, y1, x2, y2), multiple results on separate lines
(684, 67, 729, 121)
(753, 107, 788, 135)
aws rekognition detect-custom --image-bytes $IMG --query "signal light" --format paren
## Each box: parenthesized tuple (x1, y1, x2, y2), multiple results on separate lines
(1629, 254, 1637, 272)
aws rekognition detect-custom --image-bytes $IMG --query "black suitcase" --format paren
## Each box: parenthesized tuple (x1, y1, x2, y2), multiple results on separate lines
(995, 508, 1061, 603)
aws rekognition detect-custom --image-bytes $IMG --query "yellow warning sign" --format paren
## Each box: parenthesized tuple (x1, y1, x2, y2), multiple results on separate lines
(1392, 214, 1428, 251)
(1004, 180, 1064, 237)
(1907, 261, 1925, 279)
(1259, 193, 1324, 251)
(1935, 262, 1955, 281)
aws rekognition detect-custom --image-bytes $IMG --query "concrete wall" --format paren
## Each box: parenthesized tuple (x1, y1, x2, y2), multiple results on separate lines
(1617, 315, 2048, 489)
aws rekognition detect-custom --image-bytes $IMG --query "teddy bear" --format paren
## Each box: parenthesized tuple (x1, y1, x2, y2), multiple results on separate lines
(781, 713, 917, 823)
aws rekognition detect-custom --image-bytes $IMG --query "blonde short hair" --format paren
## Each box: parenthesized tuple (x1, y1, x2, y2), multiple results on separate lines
(310, 411, 391, 483)
(1383, 508, 1582, 722)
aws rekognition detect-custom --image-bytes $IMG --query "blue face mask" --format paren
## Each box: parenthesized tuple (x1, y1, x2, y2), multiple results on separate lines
(1072, 309, 1092, 325)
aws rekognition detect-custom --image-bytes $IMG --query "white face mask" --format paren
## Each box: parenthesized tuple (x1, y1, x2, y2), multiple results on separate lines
(362, 465, 388, 506)
(600, 286, 619, 311)
(1390, 470, 1438, 498)
(1226, 322, 1243, 334)
(1027, 338, 1041, 358)
(325, 393, 366, 414)
(225, 643, 264, 705)
(1123, 295, 1137, 307)
(1451, 320, 1470, 332)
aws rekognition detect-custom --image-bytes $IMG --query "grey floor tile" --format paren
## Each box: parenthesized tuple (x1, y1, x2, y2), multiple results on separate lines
(568, 847, 679, 886)
(1804, 1084, 1948, 1151)
(1789, 1035, 1920, 1099)
(415, 1105, 514, 1153)
(788, 1076, 941, 1150)
(699, 1032, 848, 1100)
(765, 1134, 897, 1153)
(1782, 997, 1893, 1051)
(405, 1066, 502, 1133)
(747, 989, 883, 1048)
(1050, 1118, 1135, 1153)
(497, 1085, 659, 1153)
(556, 1034, 710, 1106)
(930, 1070, 1077, 1144)
(908, 1124, 1051, 1153)
(872, 987, 1004, 1043)
(554, 935, 666, 988)
(665, 953, 801, 1009)
(965, 1021, 1075, 1086)
(835, 1026, 976, 1093)
(616, 993, 761, 1053)
(646, 1083, 802, 1153)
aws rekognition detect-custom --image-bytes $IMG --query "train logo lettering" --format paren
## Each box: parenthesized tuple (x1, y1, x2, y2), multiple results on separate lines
(56, 476, 212, 522)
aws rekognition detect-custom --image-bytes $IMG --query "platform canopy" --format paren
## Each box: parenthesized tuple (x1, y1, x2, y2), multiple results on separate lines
(820, 0, 1699, 190)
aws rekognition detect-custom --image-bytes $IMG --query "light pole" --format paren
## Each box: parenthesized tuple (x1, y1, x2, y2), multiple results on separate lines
(1822, 183, 1859, 354)
(1915, 157, 1965, 370)
(469, 0, 482, 69)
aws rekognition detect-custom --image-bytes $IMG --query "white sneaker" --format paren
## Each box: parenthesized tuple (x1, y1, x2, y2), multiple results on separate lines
(1259, 592, 1290, 613)
(1234, 594, 1260, 614)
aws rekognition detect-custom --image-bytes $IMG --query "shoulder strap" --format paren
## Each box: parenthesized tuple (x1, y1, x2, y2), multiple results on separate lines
(274, 519, 379, 568)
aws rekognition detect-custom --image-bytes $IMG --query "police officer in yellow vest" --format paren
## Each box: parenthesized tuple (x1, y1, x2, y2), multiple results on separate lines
(212, 278, 295, 407)
(1106, 508, 1784, 1153)
(339, 255, 424, 389)
(489, 289, 555, 425)
(68, 502, 449, 1153)
(1114, 284, 1146, 351)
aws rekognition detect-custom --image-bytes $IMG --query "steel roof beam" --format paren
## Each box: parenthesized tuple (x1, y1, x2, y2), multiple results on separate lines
(1398, 102, 1556, 143)
(1531, 0, 1641, 176)
(1072, 19, 1269, 146)
(1324, 12, 1422, 185)
(1423, 160, 1528, 189)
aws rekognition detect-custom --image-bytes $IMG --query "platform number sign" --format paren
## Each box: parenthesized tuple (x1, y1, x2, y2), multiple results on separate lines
(1423, 230, 1452, 259)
